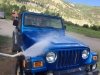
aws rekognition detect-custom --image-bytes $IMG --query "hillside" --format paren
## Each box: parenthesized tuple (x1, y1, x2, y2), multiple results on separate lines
(0, 0, 100, 26)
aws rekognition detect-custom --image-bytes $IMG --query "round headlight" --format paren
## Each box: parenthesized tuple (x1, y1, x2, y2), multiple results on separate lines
(46, 52, 57, 63)
(82, 50, 89, 59)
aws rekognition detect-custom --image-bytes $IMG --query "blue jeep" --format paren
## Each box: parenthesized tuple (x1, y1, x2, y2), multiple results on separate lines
(12, 12, 98, 75)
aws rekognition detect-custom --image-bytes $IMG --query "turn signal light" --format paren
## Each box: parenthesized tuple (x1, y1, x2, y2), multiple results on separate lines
(93, 56, 98, 61)
(33, 61, 43, 68)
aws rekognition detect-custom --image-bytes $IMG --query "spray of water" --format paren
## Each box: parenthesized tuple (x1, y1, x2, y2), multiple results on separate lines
(22, 32, 60, 57)
(0, 37, 52, 58)
(23, 36, 53, 57)
(0, 32, 59, 58)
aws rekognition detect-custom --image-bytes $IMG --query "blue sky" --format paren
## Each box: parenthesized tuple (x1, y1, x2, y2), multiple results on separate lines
(64, 0, 100, 6)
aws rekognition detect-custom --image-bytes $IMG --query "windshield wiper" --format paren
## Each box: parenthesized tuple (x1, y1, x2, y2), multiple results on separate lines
(25, 25, 40, 27)
(44, 26, 57, 29)
(25, 25, 61, 29)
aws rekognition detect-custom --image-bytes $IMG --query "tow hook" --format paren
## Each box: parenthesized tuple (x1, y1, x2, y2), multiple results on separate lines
(47, 71, 54, 75)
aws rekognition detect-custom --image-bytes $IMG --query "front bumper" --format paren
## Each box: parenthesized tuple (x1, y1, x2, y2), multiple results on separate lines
(24, 51, 98, 73)
(54, 69, 99, 75)
(25, 66, 99, 75)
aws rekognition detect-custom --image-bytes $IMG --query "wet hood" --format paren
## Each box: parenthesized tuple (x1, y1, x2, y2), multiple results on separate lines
(23, 31, 87, 48)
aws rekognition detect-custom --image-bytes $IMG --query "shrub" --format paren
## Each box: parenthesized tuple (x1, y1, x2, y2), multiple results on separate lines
(98, 26, 100, 31)
(90, 25, 99, 31)
(74, 24, 79, 27)
(64, 21, 74, 26)
(83, 24, 89, 28)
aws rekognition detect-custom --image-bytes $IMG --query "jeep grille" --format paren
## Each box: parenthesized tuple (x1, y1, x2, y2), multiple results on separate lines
(56, 50, 84, 69)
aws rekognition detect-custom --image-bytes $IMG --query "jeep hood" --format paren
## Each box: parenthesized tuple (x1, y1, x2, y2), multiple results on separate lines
(23, 31, 87, 48)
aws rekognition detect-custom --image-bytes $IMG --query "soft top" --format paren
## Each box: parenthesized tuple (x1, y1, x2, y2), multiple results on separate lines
(21, 12, 62, 19)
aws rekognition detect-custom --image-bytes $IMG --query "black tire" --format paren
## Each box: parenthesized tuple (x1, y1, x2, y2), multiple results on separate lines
(15, 60, 23, 75)
(85, 64, 98, 75)
(15, 57, 32, 75)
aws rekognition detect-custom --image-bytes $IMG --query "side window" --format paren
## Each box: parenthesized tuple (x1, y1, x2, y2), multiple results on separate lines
(18, 19, 21, 28)
(18, 14, 22, 29)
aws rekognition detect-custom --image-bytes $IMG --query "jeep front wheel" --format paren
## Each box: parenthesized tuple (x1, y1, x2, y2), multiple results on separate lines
(16, 59, 32, 75)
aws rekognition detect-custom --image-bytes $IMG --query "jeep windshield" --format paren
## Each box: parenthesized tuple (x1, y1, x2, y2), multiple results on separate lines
(24, 14, 62, 29)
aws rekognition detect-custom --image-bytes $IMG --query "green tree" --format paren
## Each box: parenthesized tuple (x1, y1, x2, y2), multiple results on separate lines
(12, 5, 19, 12)
(20, 5, 27, 13)
(0, 0, 12, 18)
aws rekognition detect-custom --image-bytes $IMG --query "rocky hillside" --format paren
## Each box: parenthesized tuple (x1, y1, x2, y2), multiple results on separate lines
(0, 0, 100, 26)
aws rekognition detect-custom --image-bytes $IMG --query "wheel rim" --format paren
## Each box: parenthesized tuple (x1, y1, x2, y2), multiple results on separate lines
(16, 65, 20, 75)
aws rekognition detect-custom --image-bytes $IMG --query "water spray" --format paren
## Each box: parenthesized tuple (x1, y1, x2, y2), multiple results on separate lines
(0, 36, 52, 58)
(0, 32, 60, 58)
(0, 52, 23, 58)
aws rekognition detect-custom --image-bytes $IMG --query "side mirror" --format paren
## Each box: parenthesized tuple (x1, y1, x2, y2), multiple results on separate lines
(64, 25, 66, 30)
(13, 20, 18, 26)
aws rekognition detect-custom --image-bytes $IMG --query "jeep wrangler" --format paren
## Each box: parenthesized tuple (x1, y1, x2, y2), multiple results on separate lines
(12, 12, 98, 75)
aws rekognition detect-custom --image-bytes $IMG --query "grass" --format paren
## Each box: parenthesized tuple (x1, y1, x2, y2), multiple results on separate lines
(66, 25, 100, 39)
(0, 35, 11, 46)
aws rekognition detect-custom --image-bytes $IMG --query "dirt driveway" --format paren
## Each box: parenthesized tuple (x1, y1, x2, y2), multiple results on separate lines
(0, 19, 13, 37)
(0, 19, 16, 75)
(67, 32, 100, 51)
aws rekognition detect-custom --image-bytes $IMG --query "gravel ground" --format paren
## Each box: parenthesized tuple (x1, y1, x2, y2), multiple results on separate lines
(67, 32, 100, 51)
(0, 19, 16, 75)
(0, 19, 13, 37)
